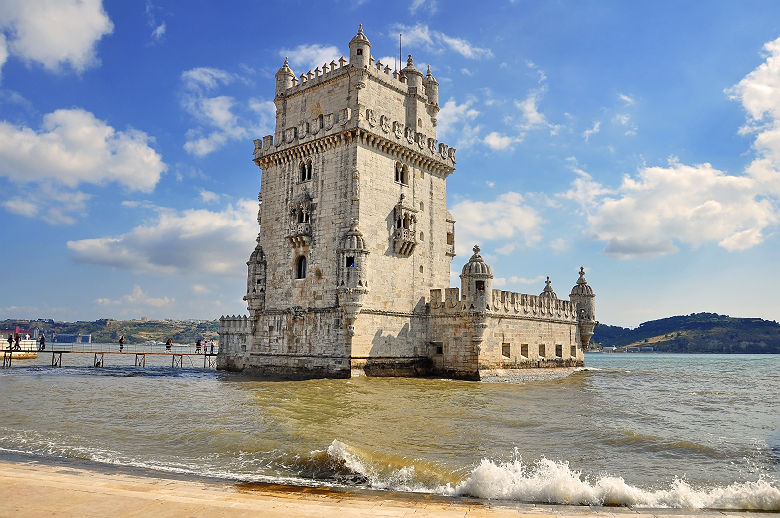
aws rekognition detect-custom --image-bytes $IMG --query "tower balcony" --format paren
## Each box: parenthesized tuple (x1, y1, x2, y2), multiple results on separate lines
(445, 244, 455, 256)
(287, 222, 312, 247)
(393, 228, 417, 256)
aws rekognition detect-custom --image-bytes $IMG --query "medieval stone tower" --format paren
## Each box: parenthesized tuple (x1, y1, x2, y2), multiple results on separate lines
(218, 26, 596, 380)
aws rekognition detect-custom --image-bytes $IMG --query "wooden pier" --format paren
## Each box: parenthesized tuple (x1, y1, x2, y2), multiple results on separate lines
(3, 345, 218, 369)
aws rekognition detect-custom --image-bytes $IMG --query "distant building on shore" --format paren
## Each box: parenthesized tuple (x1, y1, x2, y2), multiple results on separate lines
(218, 26, 597, 380)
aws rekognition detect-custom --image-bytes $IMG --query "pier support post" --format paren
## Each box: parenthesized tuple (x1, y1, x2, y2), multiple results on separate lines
(135, 353, 146, 368)
(51, 351, 62, 367)
(93, 353, 104, 368)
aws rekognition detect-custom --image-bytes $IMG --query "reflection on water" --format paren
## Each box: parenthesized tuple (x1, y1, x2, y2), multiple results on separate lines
(0, 352, 778, 509)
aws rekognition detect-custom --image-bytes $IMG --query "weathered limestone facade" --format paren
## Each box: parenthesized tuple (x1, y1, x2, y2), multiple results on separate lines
(218, 26, 597, 380)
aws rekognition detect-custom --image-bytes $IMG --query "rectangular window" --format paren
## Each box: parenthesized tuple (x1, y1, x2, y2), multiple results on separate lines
(345, 256, 355, 267)
(539, 344, 545, 358)
(570, 345, 577, 358)
(555, 344, 563, 358)
(430, 341, 443, 355)
(475, 280, 485, 292)
(521, 344, 528, 358)
(501, 343, 511, 358)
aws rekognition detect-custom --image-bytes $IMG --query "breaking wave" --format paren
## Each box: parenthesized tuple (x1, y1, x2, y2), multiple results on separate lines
(324, 440, 780, 510)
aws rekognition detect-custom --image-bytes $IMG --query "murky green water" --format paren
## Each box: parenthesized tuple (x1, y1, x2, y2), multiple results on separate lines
(1, 351, 778, 509)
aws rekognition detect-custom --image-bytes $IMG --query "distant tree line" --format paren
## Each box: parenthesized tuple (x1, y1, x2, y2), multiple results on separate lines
(593, 312, 780, 353)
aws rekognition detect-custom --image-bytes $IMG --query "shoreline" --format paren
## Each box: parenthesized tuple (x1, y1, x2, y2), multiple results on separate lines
(0, 458, 770, 517)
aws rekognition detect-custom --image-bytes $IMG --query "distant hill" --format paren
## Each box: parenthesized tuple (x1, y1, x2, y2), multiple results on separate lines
(0, 318, 219, 344)
(592, 312, 780, 353)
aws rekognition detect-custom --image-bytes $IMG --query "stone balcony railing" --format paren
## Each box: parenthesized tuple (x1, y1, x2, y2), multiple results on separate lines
(288, 222, 312, 247)
(445, 244, 455, 256)
(393, 228, 417, 256)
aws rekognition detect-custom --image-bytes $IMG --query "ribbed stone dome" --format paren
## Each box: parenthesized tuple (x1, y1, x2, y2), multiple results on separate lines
(539, 276, 558, 299)
(349, 24, 371, 46)
(461, 245, 493, 277)
(570, 266, 594, 296)
(340, 221, 367, 251)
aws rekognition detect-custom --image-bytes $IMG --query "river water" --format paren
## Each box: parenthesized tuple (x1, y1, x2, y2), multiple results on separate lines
(1, 350, 778, 510)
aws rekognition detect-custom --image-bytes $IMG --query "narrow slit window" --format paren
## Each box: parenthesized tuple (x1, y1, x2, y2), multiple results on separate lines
(570, 345, 577, 358)
(296, 256, 307, 279)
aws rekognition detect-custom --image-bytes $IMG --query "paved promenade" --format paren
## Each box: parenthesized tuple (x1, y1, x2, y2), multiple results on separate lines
(0, 461, 764, 518)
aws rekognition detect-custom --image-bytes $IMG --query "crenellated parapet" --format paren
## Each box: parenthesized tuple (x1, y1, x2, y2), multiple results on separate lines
(428, 288, 577, 321)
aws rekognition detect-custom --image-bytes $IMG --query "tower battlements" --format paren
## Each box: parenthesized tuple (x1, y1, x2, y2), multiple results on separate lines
(428, 287, 577, 321)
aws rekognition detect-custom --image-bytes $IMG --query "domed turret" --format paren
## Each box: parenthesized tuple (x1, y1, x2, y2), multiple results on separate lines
(460, 245, 493, 311)
(423, 65, 439, 106)
(402, 54, 423, 90)
(539, 276, 557, 299)
(349, 24, 371, 68)
(569, 266, 596, 349)
(275, 57, 296, 97)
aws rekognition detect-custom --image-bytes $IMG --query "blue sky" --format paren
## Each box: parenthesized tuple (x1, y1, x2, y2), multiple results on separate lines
(1, 1, 779, 327)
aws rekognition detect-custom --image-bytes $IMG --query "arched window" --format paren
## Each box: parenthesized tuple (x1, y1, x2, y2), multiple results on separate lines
(306, 160, 313, 181)
(401, 165, 408, 185)
(396, 217, 402, 228)
(395, 162, 401, 183)
(296, 256, 307, 279)
(317, 114, 324, 129)
(299, 162, 307, 182)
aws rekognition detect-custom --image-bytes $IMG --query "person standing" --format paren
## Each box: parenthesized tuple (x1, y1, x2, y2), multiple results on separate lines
(14, 333, 20, 350)
(6, 334, 12, 350)
(119, 335, 125, 352)
(39, 333, 45, 351)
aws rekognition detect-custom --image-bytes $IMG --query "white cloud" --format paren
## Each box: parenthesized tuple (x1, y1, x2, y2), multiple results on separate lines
(485, 181, 495, 188)
(198, 189, 220, 203)
(508, 275, 546, 285)
(619, 93, 635, 106)
(515, 88, 560, 134)
(437, 97, 479, 140)
(0, 0, 113, 76)
(451, 192, 543, 256)
(191, 284, 210, 295)
(151, 22, 166, 41)
(583, 121, 600, 142)
(67, 200, 258, 275)
(392, 23, 492, 60)
(0, 108, 164, 190)
(96, 285, 173, 308)
(409, 0, 437, 14)
(279, 44, 341, 73)
(575, 162, 776, 258)
(145, 1, 166, 43)
(180, 68, 274, 156)
(0, 33, 7, 80)
(484, 131, 519, 150)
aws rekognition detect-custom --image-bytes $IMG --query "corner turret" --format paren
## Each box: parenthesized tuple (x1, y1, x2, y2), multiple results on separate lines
(275, 57, 295, 97)
(539, 276, 557, 299)
(423, 65, 439, 107)
(349, 24, 371, 68)
(570, 267, 597, 348)
(402, 54, 423, 91)
(460, 245, 493, 311)
(338, 220, 370, 335)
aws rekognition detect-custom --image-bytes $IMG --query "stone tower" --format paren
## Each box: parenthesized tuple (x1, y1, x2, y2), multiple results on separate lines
(218, 26, 595, 380)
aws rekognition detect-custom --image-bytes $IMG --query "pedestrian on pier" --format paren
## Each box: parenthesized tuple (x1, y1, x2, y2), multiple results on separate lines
(6, 334, 12, 350)
(195, 338, 202, 354)
(14, 333, 20, 350)
(119, 335, 125, 352)
(39, 333, 45, 351)
(165, 337, 173, 351)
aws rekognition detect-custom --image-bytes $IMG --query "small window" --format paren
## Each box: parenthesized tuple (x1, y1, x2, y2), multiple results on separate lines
(306, 160, 313, 180)
(475, 280, 485, 292)
(431, 341, 443, 355)
(396, 217, 402, 229)
(268, 325, 274, 334)
(345, 256, 355, 267)
(356, 48, 363, 55)
(419, 232, 424, 241)
(317, 115, 324, 130)
(539, 344, 545, 358)
(571, 346, 577, 358)
(501, 343, 511, 358)
(419, 265, 423, 273)
(555, 344, 563, 358)
(521, 344, 528, 358)
(401, 165, 408, 185)
(395, 162, 401, 182)
(446, 232, 454, 245)
(295, 256, 307, 279)
(299, 162, 307, 182)
(419, 202, 424, 211)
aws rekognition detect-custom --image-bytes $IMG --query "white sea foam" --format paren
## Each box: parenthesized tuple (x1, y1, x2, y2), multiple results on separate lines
(444, 456, 780, 510)
(325, 441, 780, 510)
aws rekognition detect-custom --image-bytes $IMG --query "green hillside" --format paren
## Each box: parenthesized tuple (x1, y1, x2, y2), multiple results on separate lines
(0, 318, 219, 344)
(592, 312, 780, 353)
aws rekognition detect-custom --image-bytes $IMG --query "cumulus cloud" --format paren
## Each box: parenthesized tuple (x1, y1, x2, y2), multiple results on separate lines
(180, 67, 275, 156)
(437, 97, 479, 142)
(145, 1, 166, 43)
(96, 285, 173, 308)
(0, 0, 113, 77)
(409, 0, 437, 14)
(484, 131, 519, 151)
(450, 192, 543, 256)
(279, 44, 341, 73)
(392, 23, 492, 60)
(619, 93, 635, 106)
(515, 88, 560, 134)
(0, 108, 165, 191)
(67, 200, 258, 275)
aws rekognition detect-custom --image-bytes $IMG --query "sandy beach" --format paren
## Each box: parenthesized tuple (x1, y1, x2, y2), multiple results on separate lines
(0, 459, 767, 518)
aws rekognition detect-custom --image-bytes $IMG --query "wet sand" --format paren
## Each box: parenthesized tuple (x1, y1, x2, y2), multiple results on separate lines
(0, 460, 765, 518)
